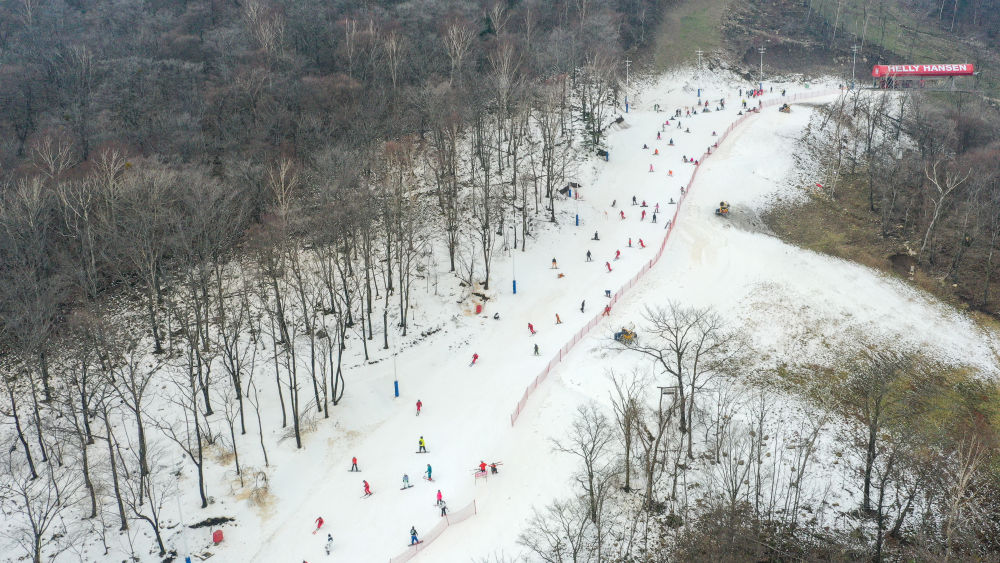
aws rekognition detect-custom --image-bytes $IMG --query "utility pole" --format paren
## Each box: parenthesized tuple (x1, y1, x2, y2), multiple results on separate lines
(758, 45, 766, 86)
(850, 45, 860, 89)
(624, 57, 631, 88)
(695, 50, 704, 71)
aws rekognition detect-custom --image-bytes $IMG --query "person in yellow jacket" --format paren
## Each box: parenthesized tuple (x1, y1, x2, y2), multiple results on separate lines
(418, 436, 427, 453)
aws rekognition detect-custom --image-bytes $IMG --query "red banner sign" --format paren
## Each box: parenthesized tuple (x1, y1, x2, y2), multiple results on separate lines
(871, 64, 975, 77)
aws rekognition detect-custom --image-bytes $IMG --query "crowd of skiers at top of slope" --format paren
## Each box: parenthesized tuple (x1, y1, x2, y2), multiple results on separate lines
(469, 89, 766, 364)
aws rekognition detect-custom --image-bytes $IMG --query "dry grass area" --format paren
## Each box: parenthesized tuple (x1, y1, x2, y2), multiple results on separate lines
(652, 0, 733, 71)
(763, 184, 1000, 333)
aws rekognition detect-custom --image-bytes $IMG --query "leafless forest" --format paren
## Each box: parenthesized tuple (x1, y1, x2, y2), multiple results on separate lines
(0, 1, 659, 560)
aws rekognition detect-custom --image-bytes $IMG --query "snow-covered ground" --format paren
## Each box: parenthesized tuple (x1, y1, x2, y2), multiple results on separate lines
(179, 70, 993, 563)
(37, 70, 995, 563)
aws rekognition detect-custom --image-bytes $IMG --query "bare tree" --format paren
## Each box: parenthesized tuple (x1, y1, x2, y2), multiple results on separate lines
(609, 371, 644, 492)
(518, 496, 593, 563)
(553, 402, 616, 523)
(831, 344, 920, 514)
(1, 453, 80, 563)
(105, 334, 161, 506)
(620, 303, 741, 458)
(121, 445, 171, 556)
(443, 21, 474, 87)
(921, 159, 971, 256)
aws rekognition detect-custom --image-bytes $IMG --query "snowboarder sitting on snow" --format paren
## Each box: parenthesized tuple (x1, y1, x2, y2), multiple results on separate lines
(685, 128, 690, 133)
(712, 131, 717, 136)
(668, 138, 674, 145)
(592, 231, 600, 240)
(669, 198, 675, 204)
(410, 527, 419, 545)
(642, 143, 648, 149)
(493, 312, 500, 320)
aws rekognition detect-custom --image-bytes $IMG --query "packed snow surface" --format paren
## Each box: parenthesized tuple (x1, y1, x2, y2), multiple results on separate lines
(155, 71, 997, 563)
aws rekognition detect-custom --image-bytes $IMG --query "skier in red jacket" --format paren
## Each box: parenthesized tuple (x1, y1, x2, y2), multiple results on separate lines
(479, 461, 487, 473)
(363, 480, 372, 496)
(605, 262, 612, 272)
(416, 400, 422, 416)
(470, 353, 479, 366)
(314, 516, 324, 533)
(350, 457, 358, 471)
(528, 323, 536, 335)
(615, 250, 621, 260)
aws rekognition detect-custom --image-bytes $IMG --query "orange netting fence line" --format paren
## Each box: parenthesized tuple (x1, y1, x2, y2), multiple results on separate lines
(387, 500, 478, 563)
(509, 88, 840, 426)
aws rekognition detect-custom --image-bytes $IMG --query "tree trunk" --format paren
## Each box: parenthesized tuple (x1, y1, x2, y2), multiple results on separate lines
(9, 386, 38, 480)
(104, 414, 128, 530)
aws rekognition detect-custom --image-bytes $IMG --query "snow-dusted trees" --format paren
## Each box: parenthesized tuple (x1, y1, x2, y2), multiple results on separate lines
(1, 452, 81, 563)
(552, 403, 616, 524)
(577, 50, 618, 149)
(534, 77, 573, 224)
(619, 303, 742, 459)
(469, 104, 500, 291)
(426, 88, 465, 272)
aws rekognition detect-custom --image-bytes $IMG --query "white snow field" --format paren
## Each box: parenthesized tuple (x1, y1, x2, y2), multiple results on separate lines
(206, 71, 996, 563)
(42, 70, 996, 563)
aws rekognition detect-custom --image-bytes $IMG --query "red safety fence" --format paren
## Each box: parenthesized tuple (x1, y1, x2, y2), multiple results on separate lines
(387, 500, 478, 563)
(509, 88, 840, 426)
